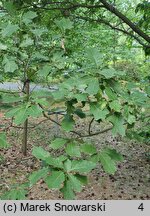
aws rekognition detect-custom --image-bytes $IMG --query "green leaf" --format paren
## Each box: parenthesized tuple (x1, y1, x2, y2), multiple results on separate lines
(99, 151, 117, 174)
(103, 148, 124, 161)
(105, 87, 117, 100)
(64, 159, 72, 172)
(127, 114, 136, 124)
(61, 115, 75, 132)
(51, 52, 66, 69)
(57, 155, 67, 162)
(145, 86, 150, 96)
(29, 167, 49, 186)
(109, 100, 121, 112)
(99, 68, 116, 79)
(0, 133, 9, 148)
(74, 109, 86, 118)
(13, 106, 28, 125)
(86, 78, 99, 95)
(131, 90, 147, 105)
(45, 156, 63, 169)
(32, 52, 49, 61)
(86, 47, 102, 68)
(80, 143, 97, 155)
(1, 189, 27, 200)
(108, 114, 126, 136)
(5, 107, 20, 118)
(52, 89, 66, 100)
(4, 58, 18, 73)
(74, 94, 87, 102)
(68, 174, 82, 192)
(32, 146, 50, 160)
(90, 103, 109, 120)
(74, 174, 88, 185)
(1, 24, 19, 37)
(38, 65, 51, 77)
(27, 105, 42, 118)
(31, 90, 52, 98)
(3, 1, 16, 14)
(89, 154, 99, 163)
(31, 28, 48, 37)
(2, 95, 22, 103)
(50, 138, 67, 150)
(66, 143, 81, 157)
(55, 18, 73, 31)
(45, 171, 65, 189)
(70, 160, 96, 173)
(60, 180, 75, 200)
(34, 98, 51, 107)
(22, 11, 38, 24)
(20, 37, 34, 47)
(0, 43, 7, 50)
(6, 105, 29, 125)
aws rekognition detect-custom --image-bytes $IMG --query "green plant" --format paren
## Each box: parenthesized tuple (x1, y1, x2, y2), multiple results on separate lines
(0, 0, 150, 200)
(1, 138, 123, 200)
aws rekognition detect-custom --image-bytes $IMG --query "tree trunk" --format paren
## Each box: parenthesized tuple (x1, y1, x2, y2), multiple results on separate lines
(22, 80, 30, 156)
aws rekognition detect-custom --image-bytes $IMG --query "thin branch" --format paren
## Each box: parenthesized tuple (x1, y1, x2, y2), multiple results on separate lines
(88, 118, 94, 135)
(0, 119, 50, 131)
(33, 3, 105, 11)
(81, 126, 112, 137)
(73, 15, 150, 48)
(47, 111, 66, 116)
(100, 0, 150, 45)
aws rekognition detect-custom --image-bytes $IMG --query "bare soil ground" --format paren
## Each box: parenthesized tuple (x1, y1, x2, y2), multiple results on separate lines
(0, 111, 150, 200)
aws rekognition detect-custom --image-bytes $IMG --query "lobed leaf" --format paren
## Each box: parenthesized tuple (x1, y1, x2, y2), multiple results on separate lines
(45, 171, 65, 189)
(99, 151, 117, 174)
(50, 138, 67, 150)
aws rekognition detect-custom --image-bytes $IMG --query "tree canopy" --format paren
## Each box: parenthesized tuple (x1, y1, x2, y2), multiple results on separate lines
(0, 0, 150, 200)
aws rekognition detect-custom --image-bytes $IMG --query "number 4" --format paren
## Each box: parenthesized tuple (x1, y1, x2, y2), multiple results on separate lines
(138, 203, 144, 211)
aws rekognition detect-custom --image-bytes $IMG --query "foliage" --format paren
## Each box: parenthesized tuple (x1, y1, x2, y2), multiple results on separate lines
(0, 183, 28, 200)
(0, 0, 150, 200)
(29, 138, 123, 199)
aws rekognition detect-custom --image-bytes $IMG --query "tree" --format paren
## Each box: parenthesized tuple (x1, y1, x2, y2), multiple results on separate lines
(0, 0, 149, 199)
(2, 1, 149, 45)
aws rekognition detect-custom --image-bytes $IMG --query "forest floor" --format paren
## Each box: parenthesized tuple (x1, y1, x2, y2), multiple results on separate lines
(0, 110, 150, 200)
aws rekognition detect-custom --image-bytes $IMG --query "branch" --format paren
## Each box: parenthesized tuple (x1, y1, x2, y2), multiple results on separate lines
(73, 15, 150, 48)
(82, 126, 112, 137)
(100, 0, 150, 45)
(33, 3, 105, 11)
(0, 119, 51, 131)
(88, 118, 94, 135)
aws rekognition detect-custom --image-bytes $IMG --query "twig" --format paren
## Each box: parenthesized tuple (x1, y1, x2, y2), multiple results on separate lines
(33, 3, 105, 11)
(88, 118, 94, 135)
(72, 15, 150, 48)
(81, 126, 113, 137)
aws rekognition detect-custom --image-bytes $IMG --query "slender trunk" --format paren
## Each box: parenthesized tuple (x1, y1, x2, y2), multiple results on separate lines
(22, 80, 30, 156)
(22, 119, 28, 156)
(54, 113, 60, 136)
